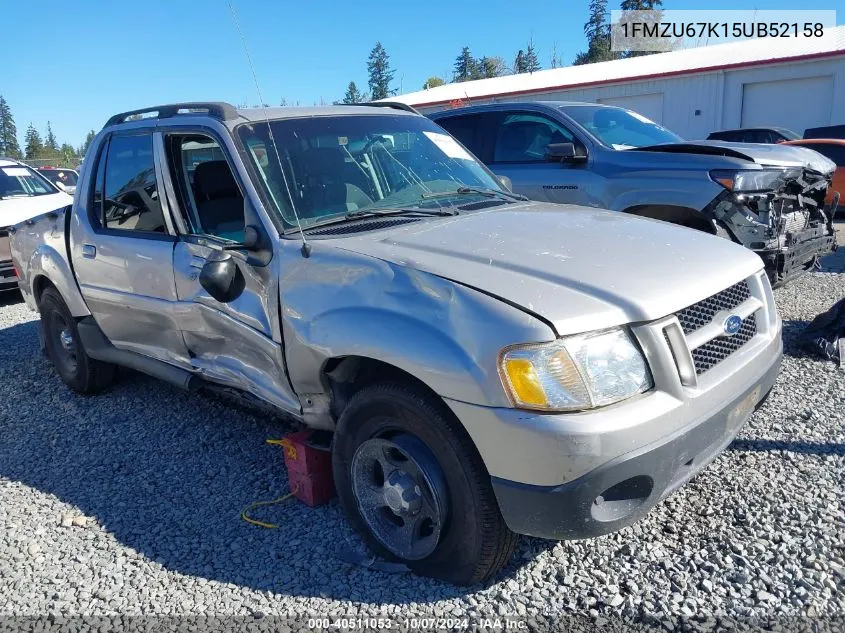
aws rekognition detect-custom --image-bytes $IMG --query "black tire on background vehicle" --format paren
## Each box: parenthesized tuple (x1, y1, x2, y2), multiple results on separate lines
(40, 287, 116, 394)
(333, 382, 518, 585)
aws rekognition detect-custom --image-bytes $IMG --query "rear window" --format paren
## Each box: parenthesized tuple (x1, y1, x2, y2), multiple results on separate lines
(0, 164, 56, 198)
(40, 169, 78, 187)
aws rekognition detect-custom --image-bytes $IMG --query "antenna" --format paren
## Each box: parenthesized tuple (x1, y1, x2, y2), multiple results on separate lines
(225, 0, 311, 258)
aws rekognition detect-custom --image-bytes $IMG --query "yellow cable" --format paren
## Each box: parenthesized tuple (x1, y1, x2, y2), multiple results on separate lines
(241, 438, 300, 528)
(241, 487, 299, 529)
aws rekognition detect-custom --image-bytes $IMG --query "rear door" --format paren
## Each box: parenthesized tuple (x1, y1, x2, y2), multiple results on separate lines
(70, 131, 190, 365)
(160, 129, 299, 414)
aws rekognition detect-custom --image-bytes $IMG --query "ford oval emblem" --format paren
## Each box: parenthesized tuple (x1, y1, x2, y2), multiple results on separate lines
(723, 315, 743, 336)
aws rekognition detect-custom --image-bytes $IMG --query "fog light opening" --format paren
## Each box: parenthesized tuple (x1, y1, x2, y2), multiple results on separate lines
(591, 475, 654, 522)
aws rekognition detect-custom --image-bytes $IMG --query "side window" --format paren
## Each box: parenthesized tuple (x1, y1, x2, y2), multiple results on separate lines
(434, 114, 486, 160)
(167, 134, 245, 242)
(492, 113, 577, 163)
(102, 134, 167, 233)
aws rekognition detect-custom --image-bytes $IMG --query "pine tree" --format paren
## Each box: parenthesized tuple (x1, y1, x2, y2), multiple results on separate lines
(478, 57, 508, 79)
(342, 81, 364, 104)
(79, 130, 96, 156)
(620, 0, 662, 9)
(513, 50, 528, 74)
(619, 0, 664, 57)
(453, 47, 479, 82)
(367, 42, 395, 101)
(59, 143, 76, 166)
(24, 124, 43, 159)
(525, 38, 541, 73)
(573, 0, 622, 65)
(45, 121, 59, 152)
(0, 96, 22, 158)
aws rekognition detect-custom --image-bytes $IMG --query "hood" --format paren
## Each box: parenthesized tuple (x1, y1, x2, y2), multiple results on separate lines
(637, 141, 836, 174)
(0, 192, 73, 228)
(331, 203, 764, 335)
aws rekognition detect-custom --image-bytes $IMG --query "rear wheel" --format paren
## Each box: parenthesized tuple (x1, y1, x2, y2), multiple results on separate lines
(40, 287, 116, 394)
(333, 382, 518, 585)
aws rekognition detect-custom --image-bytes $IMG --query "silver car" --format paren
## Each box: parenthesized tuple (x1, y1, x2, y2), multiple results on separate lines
(431, 102, 838, 286)
(11, 102, 782, 585)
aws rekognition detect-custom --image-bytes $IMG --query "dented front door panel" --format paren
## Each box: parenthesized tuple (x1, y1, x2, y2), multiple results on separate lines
(172, 238, 299, 414)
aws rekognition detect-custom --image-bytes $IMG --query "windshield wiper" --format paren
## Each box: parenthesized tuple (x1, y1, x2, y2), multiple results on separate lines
(345, 207, 458, 220)
(421, 187, 528, 202)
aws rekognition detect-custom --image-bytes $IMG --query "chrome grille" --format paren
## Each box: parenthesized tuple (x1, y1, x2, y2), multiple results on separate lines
(690, 315, 757, 375)
(675, 279, 758, 375)
(676, 280, 751, 335)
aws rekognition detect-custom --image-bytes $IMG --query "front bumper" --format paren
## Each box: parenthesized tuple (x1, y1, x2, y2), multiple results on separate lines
(757, 224, 836, 285)
(490, 345, 780, 540)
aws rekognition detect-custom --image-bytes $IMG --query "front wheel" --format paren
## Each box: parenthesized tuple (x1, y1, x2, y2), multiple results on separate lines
(333, 382, 518, 585)
(40, 287, 116, 394)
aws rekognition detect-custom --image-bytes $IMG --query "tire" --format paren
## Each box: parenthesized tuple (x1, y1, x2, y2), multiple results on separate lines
(40, 287, 116, 394)
(332, 382, 518, 585)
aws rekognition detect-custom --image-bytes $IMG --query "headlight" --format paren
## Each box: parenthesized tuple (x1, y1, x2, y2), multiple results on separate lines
(710, 169, 791, 192)
(498, 328, 653, 412)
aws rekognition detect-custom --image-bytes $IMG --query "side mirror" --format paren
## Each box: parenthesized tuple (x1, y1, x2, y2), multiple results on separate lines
(199, 251, 245, 303)
(545, 142, 586, 164)
(222, 224, 261, 251)
(497, 175, 513, 192)
(55, 181, 67, 192)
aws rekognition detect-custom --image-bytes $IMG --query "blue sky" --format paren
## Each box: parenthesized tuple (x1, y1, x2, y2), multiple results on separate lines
(2, 0, 841, 149)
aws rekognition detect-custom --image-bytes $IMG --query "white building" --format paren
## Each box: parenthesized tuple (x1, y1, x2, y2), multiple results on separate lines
(392, 26, 845, 139)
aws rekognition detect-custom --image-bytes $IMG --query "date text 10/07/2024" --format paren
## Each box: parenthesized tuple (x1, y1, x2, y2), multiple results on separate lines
(307, 617, 529, 630)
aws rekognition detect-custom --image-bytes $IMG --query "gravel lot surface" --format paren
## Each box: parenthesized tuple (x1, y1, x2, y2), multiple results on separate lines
(0, 267, 842, 628)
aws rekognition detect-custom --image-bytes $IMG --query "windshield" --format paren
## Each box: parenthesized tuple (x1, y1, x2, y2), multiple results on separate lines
(40, 169, 79, 187)
(561, 105, 683, 149)
(236, 113, 505, 229)
(0, 164, 57, 199)
(779, 129, 801, 141)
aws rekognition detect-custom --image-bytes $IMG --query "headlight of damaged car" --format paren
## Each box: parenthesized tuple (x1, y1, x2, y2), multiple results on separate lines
(710, 168, 796, 193)
(499, 328, 653, 412)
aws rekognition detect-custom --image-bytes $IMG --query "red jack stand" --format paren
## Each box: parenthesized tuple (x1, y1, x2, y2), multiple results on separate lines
(280, 430, 336, 507)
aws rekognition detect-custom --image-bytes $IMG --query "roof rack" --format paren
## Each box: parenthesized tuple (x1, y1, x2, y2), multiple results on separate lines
(355, 102, 421, 115)
(104, 102, 239, 128)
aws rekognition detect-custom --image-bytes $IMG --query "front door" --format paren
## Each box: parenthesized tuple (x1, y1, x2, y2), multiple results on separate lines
(161, 130, 299, 414)
(70, 132, 190, 366)
(487, 112, 601, 208)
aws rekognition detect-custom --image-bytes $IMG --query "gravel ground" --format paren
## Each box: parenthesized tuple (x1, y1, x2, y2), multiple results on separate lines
(0, 269, 842, 628)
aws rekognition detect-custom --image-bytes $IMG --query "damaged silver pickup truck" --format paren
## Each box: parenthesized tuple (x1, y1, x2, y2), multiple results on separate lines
(432, 102, 839, 286)
(11, 102, 782, 585)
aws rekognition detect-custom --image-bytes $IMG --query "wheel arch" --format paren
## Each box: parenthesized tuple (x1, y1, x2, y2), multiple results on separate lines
(27, 244, 91, 317)
(321, 355, 452, 424)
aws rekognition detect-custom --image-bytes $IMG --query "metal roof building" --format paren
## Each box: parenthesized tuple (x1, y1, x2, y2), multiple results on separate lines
(392, 26, 845, 139)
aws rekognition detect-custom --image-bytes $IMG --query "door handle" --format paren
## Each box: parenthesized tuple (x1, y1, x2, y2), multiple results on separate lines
(81, 244, 96, 259)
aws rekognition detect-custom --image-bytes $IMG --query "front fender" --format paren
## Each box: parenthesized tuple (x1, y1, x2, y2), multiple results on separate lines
(610, 185, 718, 215)
(27, 242, 90, 317)
(280, 248, 555, 408)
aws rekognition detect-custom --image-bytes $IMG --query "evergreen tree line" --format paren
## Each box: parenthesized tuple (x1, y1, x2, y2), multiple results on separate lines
(0, 95, 96, 165)
(337, 1, 664, 103)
